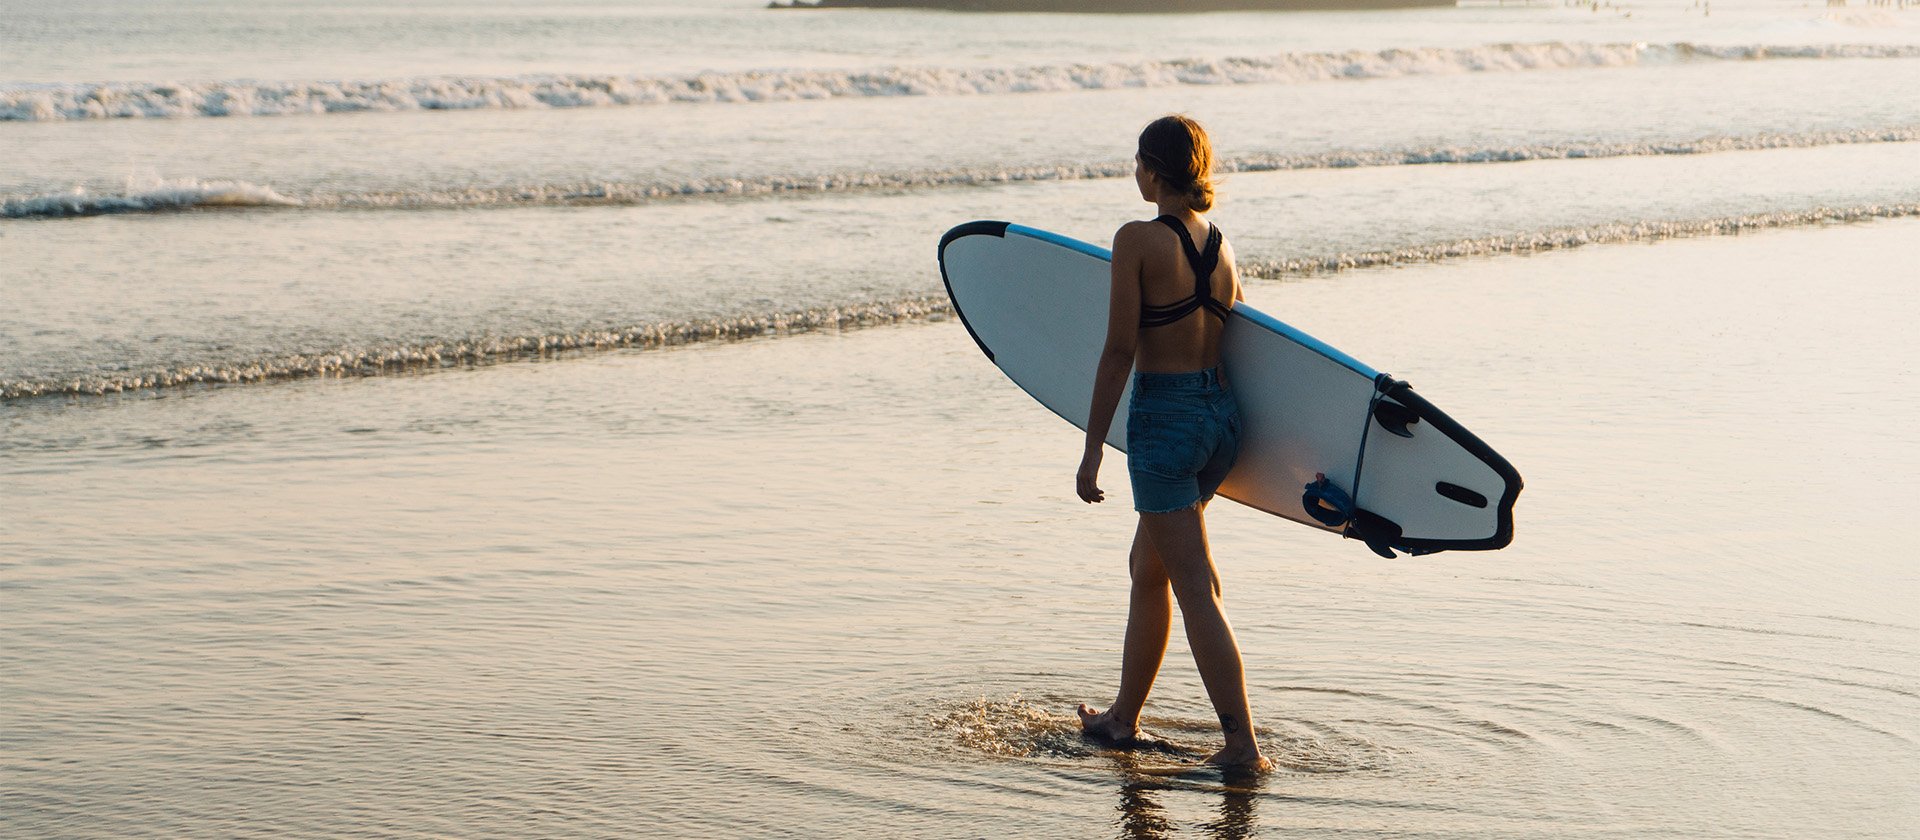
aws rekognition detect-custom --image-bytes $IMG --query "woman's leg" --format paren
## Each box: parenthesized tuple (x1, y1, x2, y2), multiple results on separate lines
(1140, 504, 1268, 769)
(1080, 518, 1173, 741)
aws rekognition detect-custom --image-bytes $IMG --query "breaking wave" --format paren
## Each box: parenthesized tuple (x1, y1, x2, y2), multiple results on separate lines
(6, 41, 1918, 122)
(1, 179, 301, 218)
(6, 202, 1914, 402)
(6, 127, 1915, 219)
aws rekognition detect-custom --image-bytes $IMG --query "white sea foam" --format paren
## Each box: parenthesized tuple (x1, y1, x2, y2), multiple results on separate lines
(7, 202, 1914, 402)
(0, 297, 958, 400)
(6, 127, 1913, 219)
(5, 41, 1917, 122)
(1, 178, 302, 218)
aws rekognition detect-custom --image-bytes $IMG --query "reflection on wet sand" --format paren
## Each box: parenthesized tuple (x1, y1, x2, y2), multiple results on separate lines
(1111, 757, 1262, 840)
(1117, 782, 1180, 840)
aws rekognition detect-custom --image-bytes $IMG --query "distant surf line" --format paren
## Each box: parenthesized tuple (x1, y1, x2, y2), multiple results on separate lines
(7, 202, 1915, 402)
(5, 41, 1918, 122)
(6, 126, 1916, 220)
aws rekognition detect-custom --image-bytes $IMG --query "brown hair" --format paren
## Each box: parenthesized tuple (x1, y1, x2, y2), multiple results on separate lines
(1137, 114, 1215, 212)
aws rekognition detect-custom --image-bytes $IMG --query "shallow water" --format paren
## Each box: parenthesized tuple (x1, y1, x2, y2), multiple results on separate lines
(6, 220, 1917, 838)
(7, 141, 1919, 397)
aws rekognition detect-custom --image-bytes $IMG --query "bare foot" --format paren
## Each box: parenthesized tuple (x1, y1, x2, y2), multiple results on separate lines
(1077, 704, 1140, 744)
(1204, 745, 1273, 772)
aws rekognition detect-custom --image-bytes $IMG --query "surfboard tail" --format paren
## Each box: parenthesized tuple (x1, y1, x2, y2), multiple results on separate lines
(1350, 377, 1523, 556)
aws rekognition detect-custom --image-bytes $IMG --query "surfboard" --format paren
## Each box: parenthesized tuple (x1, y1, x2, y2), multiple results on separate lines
(937, 220, 1521, 557)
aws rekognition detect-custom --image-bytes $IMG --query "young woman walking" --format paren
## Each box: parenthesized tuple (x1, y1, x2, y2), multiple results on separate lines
(1074, 115, 1270, 771)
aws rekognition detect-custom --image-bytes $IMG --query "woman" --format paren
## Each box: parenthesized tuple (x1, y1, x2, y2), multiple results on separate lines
(1074, 115, 1270, 772)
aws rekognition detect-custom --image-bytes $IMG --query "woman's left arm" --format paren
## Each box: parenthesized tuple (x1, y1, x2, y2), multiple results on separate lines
(1078, 223, 1146, 504)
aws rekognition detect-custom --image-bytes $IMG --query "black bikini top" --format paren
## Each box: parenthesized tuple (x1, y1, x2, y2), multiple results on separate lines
(1139, 215, 1231, 329)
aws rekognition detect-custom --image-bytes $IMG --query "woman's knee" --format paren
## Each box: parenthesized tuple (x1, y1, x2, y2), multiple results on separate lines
(1167, 565, 1221, 606)
(1128, 530, 1169, 586)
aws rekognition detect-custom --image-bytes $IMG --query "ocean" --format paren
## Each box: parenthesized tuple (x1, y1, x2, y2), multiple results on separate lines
(2, 1, 1917, 837)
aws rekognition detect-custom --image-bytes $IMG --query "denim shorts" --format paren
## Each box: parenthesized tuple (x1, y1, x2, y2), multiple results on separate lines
(1125, 367, 1242, 514)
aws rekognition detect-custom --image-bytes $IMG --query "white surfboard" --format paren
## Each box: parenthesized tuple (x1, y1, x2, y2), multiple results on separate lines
(938, 220, 1521, 557)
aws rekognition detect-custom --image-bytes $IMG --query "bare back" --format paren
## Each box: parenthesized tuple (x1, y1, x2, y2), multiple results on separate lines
(1125, 216, 1242, 373)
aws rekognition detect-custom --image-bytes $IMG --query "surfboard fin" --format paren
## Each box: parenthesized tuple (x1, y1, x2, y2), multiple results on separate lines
(1346, 509, 1404, 559)
(1371, 400, 1420, 438)
(1306, 475, 1411, 558)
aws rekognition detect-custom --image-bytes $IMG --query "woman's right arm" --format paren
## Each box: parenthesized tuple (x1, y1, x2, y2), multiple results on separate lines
(1077, 223, 1146, 504)
(1226, 239, 1245, 304)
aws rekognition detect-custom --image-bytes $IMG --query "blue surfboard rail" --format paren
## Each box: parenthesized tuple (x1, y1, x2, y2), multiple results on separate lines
(1004, 222, 1112, 260)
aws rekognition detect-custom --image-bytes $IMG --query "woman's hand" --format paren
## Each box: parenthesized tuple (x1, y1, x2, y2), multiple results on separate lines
(1077, 448, 1105, 504)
